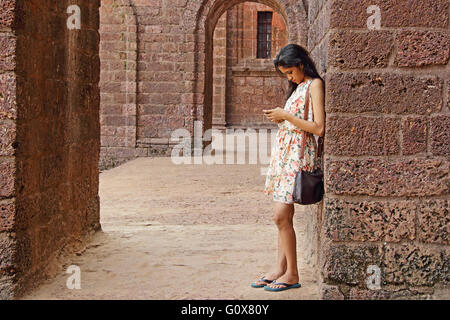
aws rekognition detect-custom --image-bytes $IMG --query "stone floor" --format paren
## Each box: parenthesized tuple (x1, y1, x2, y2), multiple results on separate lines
(20, 131, 320, 299)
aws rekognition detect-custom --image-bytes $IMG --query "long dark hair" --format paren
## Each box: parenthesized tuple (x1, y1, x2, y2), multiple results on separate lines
(273, 44, 324, 101)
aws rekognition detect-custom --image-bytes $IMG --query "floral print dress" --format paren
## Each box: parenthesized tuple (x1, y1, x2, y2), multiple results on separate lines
(263, 79, 323, 204)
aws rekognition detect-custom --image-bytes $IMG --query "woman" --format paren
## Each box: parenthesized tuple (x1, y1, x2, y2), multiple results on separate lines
(252, 44, 325, 292)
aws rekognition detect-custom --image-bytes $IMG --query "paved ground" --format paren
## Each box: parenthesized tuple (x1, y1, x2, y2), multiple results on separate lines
(21, 132, 319, 299)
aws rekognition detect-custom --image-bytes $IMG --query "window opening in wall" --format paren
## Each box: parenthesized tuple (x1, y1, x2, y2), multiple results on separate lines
(257, 11, 273, 59)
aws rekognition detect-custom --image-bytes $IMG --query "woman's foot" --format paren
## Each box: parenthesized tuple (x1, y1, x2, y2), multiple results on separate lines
(265, 272, 299, 289)
(252, 270, 285, 287)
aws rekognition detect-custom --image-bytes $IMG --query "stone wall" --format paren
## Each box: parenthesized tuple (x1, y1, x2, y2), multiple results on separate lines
(319, 0, 449, 299)
(0, 0, 101, 299)
(99, 0, 142, 170)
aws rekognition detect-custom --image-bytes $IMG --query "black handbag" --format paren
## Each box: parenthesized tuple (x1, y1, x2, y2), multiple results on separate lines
(292, 82, 324, 205)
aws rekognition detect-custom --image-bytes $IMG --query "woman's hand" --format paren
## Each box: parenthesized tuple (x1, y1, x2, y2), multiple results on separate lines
(263, 108, 288, 123)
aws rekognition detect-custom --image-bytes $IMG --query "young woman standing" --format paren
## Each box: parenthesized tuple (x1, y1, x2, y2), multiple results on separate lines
(252, 44, 325, 292)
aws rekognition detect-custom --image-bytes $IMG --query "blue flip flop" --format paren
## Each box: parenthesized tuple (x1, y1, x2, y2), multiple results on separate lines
(251, 277, 275, 288)
(264, 281, 301, 291)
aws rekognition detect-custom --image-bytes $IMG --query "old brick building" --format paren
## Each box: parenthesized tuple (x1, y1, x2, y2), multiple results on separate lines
(0, 0, 449, 299)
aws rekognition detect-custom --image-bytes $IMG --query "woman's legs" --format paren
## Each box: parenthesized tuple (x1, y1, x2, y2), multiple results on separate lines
(252, 201, 295, 286)
(275, 207, 294, 273)
(266, 201, 299, 289)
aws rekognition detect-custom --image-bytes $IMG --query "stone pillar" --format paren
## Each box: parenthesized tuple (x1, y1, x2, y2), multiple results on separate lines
(319, 0, 449, 299)
(212, 13, 227, 130)
(0, 0, 101, 299)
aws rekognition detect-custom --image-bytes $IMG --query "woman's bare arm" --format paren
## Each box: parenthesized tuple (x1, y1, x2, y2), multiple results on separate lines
(283, 78, 325, 137)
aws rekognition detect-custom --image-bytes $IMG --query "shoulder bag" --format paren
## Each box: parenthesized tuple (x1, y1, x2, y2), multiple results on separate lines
(292, 82, 324, 205)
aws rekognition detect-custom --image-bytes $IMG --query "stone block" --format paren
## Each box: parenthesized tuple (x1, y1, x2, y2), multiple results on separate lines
(395, 31, 449, 67)
(329, 30, 393, 69)
(326, 72, 443, 114)
(326, 115, 399, 156)
(323, 198, 416, 242)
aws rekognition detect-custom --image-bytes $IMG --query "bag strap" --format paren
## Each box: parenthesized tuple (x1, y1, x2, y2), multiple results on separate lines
(300, 81, 324, 160)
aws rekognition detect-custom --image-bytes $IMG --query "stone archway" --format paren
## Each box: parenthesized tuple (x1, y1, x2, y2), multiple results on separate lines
(188, 0, 308, 145)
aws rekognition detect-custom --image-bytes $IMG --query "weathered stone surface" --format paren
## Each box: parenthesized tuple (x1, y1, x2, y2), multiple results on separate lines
(330, 0, 448, 28)
(13, 193, 40, 231)
(323, 242, 449, 291)
(325, 158, 449, 197)
(348, 287, 393, 300)
(329, 30, 393, 69)
(308, 0, 330, 52)
(447, 79, 449, 111)
(323, 198, 415, 242)
(326, 115, 399, 156)
(402, 116, 427, 155)
(383, 244, 449, 286)
(0, 233, 15, 275)
(0, 72, 17, 120)
(310, 32, 328, 76)
(395, 31, 450, 67)
(0, 120, 16, 156)
(319, 283, 345, 300)
(0, 277, 15, 300)
(430, 115, 450, 156)
(0, 199, 15, 232)
(0, 34, 16, 71)
(308, 0, 326, 25)
(0, 160, 15, 198)
(0, 0, 15, 28)
(418, 199, 449, 244)
(322, 243, 383, 285)
(326, 72, 443, 114)
(348, 286, 434, 300)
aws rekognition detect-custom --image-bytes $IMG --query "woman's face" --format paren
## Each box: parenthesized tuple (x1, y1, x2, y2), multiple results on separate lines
(278, 65, 304, 84)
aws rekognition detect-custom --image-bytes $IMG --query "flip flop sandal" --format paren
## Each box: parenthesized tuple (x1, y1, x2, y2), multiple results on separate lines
(251, 277, 275, 288)
(264, 281, 301, 291)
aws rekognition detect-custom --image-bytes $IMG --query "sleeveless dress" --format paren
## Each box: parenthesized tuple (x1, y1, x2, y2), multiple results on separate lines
(263, 79, 323, 204)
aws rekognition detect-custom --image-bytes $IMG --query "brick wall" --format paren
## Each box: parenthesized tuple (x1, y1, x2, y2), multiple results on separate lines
(0, 0, 101, 299)
(318, 0, 449, 299)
